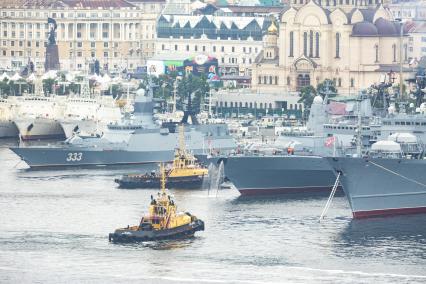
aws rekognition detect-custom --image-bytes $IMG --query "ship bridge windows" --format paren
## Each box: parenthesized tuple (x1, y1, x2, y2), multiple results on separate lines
(422, 122, 426, 126)
(416, 122, 420, 126)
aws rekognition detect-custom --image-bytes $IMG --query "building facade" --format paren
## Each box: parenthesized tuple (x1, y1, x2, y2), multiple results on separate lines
(388, 0, 426, 21)
(155, 7, 278, 76)
(251, 0, 413, 95)
(212, 89, 304, 117)
(406, 22, 426, 61)
(0, 0, 164, 73)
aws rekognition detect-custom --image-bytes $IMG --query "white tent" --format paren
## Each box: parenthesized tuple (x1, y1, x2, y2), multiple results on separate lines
(102, 74, 111, 83)
(10, 72, 22, 81)
(0, 72, 10, 81)
(27, 73, 36, 82)
(42, 70, 57, 80)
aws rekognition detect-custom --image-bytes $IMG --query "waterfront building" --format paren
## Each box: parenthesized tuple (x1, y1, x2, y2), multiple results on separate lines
(212, 89, 304, 117)
(155, 5, 283, 77)
(251, 0, 414, 95)
(0, 0, 164, 72)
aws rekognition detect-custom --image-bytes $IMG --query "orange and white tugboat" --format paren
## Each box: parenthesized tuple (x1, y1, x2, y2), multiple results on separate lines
(109, 164, 205, 243)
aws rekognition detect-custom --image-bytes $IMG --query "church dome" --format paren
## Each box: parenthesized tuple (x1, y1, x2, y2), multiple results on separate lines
(352, 21, 378, 36)
(267, 21, 278, 34)
(375, 18, 399, 36)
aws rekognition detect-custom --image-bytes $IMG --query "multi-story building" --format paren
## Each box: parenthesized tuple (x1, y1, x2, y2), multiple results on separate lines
(406, 21, 426, 60)
(388, 0, 426, 21)
(0, 0, 164, 73)
(155, 6, 284, 77)
(251, 0, 414, 95)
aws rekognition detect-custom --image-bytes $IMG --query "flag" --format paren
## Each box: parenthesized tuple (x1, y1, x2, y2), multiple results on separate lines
(325, 136, 336, 147)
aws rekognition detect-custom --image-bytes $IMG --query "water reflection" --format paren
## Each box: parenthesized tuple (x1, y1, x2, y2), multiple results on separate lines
(335, 214, 426, 261)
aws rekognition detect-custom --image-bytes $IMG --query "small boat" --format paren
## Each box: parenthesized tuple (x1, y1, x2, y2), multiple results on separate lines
(109, 164, 205, 243)
(115, 125, 209, 189)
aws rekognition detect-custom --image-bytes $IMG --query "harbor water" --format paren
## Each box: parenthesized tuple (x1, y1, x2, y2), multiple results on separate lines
(0, 141, 425, 283)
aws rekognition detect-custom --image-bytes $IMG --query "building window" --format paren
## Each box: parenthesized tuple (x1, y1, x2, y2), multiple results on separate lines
(162, 44, 165, 50)
(213, 46, 216, 52)
(303, 32, 307, 56)
(375, 44, 379, 62)
(289, 31, 294, 57)
(274, 76, 278, 85)
(350, 78, 354, 87)
(309, 30, 313, 57)
(269, 76, 272, 85)
(287, 76, 290, 85)
(195, 45, 198, 51)
(338, 78, 342, 87)
(392, 44, 396, 62)
(174, 44, 178, 51)
(202, 46, 206, 52)
(104, 42, 108, 48)
(258, 76, 261, 84)
(91, 42, 95, 48)
(104, 52, 108, 58)
(221, 46, 224, 52)
(335, 33, 340, 58)
(315, 32, 320, 58)
(232, 47, 235, 52)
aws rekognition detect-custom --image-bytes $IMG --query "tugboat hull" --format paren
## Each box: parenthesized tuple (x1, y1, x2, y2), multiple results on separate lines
(115, 175, 206, 189)
(108, 219, 205, 243)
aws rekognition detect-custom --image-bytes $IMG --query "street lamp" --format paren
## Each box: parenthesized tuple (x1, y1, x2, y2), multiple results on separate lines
(396, 18, 404, 100)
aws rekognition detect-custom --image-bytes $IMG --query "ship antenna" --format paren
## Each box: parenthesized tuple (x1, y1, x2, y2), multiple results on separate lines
(160, 163, 166, 194)
(179, 124, 186, 153)
(356, 93, 363, 157)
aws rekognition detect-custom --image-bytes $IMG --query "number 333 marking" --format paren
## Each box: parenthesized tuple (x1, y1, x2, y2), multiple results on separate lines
(66, 152, 83, 162)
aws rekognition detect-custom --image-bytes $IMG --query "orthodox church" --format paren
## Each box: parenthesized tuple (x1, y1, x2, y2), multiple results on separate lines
(252, 0, 413, 95)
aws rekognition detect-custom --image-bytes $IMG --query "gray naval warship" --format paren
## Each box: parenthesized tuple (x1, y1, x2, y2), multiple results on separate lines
(327, 133, 426, 219)
(10, 90, 236, 168)
(218, 155, 337, 196)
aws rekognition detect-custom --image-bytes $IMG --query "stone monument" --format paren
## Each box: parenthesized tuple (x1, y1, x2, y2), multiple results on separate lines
(45, 18, 60, 71)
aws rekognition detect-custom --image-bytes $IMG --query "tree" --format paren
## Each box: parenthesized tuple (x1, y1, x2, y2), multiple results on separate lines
(316, 79, 337, 100)
(42, 78, 56, 95)
(138, 73, 177, 100)
(177, 74, 210, 114)
(0, 79, 11, 96)
(298, 85, 317, 109)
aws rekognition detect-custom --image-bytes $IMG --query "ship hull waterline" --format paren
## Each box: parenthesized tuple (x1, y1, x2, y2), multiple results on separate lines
(108, 220, 205, 243)
(115, 175, 206, 189)
(217, 155, 341, 197)
(326, 157, 426, 219)
(10, 147, 214, 169)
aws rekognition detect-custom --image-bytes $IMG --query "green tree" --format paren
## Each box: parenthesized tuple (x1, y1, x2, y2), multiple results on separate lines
(316, 79, 337, 99)
(298, 85, 317, 109)
(138, 73, 178, 100)
(0, 79, 11, 96)
(42, 78, 56, 95)
(177, 74, 210, 113)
